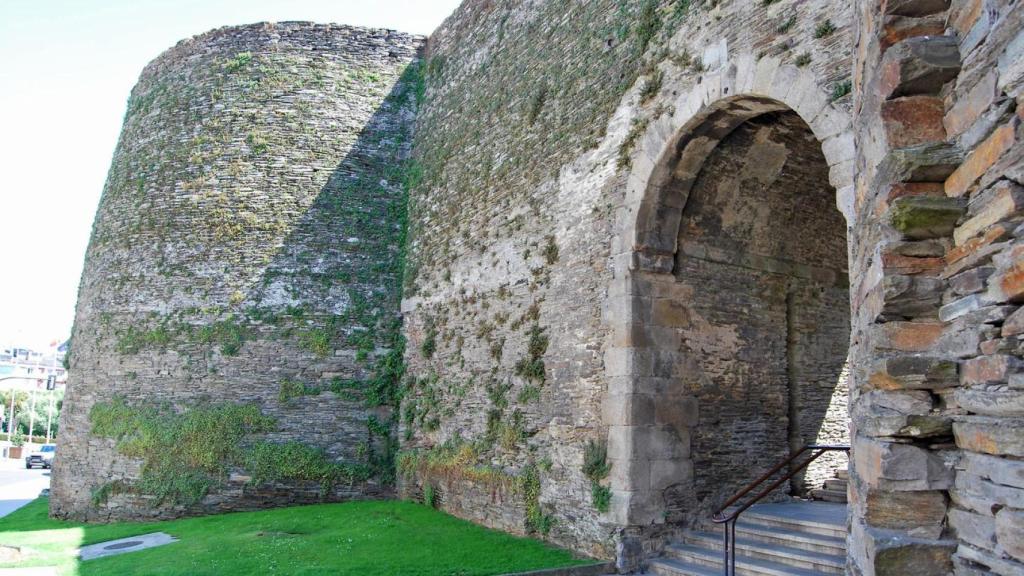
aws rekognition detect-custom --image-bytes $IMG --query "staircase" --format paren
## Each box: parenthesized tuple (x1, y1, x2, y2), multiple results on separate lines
(648, 501, 847, 576)
(809, 468, 848, 504)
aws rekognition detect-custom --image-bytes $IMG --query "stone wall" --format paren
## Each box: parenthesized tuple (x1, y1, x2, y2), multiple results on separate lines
(50, 0, 1024, 571)
(669, 111, 850, 510)
(849, 1, 1024, 574)
(51, 22, 425, 521)
(401, 0, 855, 563)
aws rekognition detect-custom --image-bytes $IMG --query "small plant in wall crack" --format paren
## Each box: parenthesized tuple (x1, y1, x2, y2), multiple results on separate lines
(423, 483, 437, 508)
(830, 80, 852, 102)
(814, 19, 836, 39)
(582, 439, 612, 513)
(521, 462, 554, 535)
(514, 324, 548, 383)
(421, 320, 437, 359)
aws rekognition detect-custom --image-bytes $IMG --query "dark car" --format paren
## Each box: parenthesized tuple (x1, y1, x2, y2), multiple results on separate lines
(25, 444, 56, 469)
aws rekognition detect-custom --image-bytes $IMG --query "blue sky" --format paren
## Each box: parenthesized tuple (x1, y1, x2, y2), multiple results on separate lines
(0, 0, 460, 350)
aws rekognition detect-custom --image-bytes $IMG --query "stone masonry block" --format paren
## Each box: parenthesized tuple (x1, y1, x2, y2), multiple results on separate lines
(887, 195, 966, 240)
(881, 95, 947, 149)
(863, 524, 957, 576)
(955, 417, 1024, 457)
(855, 436, 954, 490)
(946, 121, 1019, 198)
(880, 35, 961, 99)
(865, 488, 948, 538)
(996, 507, 1024, 562)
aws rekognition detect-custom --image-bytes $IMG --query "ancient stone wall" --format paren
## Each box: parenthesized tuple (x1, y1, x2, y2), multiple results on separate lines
(850, 1, 1024, 574)
(51, 22, 425, 521)
(401, 0, 855, 563)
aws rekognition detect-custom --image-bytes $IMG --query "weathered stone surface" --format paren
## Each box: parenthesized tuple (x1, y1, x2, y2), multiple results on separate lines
(960, 355, 1022, 386)
(946, 121, 1019, 198)
(855, 436, 955, 490)
(881, 95, 947, 148)
(987, 241, 1024, 303)
(950, 266, 996, 296)
(955, 417, 1024, 456)
(875, 318, 983, 358)
(944, 224, 1012, 270)
(47, 0, 1024, 570)
(955, 541, 1024, 575)
(863, 524, 957, 576)
(866, 488, 948, 537)
(949, 507, 997, 550)
(953, 468, 1024, 515)
(870, 356, 959, 390)
(883, 274, 944, 318)
(888, 195, 966, 239)
(885, 239, 948, 258)
(996, 507, 1024, 562)
(878, 142, 964, 183)
(1003, 306, 1024, 336)
(954, 181, 1024, 245)
(956, 388, 1024, 417)
(945, 70, 998, 139)
(940, 294, 992, 322)
(880, 35, 962, 99)
(884, 0, 950, 17)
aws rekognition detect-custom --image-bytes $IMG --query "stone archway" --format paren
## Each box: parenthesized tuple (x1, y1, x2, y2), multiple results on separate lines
(603, 58, 856, 536)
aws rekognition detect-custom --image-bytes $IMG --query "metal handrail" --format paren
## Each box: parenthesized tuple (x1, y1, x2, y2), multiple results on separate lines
(709, 444, 850, 576)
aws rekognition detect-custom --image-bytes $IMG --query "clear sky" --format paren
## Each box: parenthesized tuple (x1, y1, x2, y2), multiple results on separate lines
(0, 0, 460, 350)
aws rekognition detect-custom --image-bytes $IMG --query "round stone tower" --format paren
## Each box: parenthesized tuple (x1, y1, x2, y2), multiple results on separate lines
(51, 22, 424, 521)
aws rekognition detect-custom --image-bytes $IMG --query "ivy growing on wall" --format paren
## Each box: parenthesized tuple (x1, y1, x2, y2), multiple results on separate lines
(582, 439, 612, 513)
(89, 397, 371, 507)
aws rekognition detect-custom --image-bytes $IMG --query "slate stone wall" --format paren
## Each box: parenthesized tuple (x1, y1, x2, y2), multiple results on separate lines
(51, 22, 425, 521)
(850, 1, 1024, 574)
(401, 0, 855, 562)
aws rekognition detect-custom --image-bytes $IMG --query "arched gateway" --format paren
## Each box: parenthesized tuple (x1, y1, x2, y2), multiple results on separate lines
(604, 58, 857, 553)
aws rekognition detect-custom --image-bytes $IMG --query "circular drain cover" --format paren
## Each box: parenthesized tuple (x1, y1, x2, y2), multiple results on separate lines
(104, 541, 144, 551)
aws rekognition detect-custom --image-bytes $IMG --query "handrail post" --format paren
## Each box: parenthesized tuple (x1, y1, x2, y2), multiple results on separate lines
(729, 520, 736, 576)
(722, 519, 730, 576)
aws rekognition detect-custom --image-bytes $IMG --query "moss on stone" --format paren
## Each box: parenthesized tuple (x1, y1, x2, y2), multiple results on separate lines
(888, 196, 964, 239)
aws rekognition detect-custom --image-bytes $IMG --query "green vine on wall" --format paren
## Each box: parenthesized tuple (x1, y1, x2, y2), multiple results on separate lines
(582, 439, 612, 513)
(89, 397, 370, 507)
(514, 324, 549, 383)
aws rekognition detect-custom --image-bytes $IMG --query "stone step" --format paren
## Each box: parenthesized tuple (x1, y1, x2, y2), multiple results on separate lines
(728, 521, 847, 556)
(823, 478, 848, 492)
(741, 506, 847, 539)
(679, 532, 844, 574)
(809, 489, 848, 504)
(835, 469, 849, 481)
(648, 557, 721, 576)
(662, 543, 835, 576)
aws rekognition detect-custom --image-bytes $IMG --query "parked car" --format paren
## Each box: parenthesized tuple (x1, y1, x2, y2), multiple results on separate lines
(25, 444, 55, 469)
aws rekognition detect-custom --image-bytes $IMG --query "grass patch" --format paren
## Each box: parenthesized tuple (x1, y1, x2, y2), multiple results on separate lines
(0, 498, 595, 575)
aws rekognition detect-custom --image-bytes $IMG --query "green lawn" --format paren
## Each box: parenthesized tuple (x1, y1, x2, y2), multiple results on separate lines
(0, 498, 596, 575)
